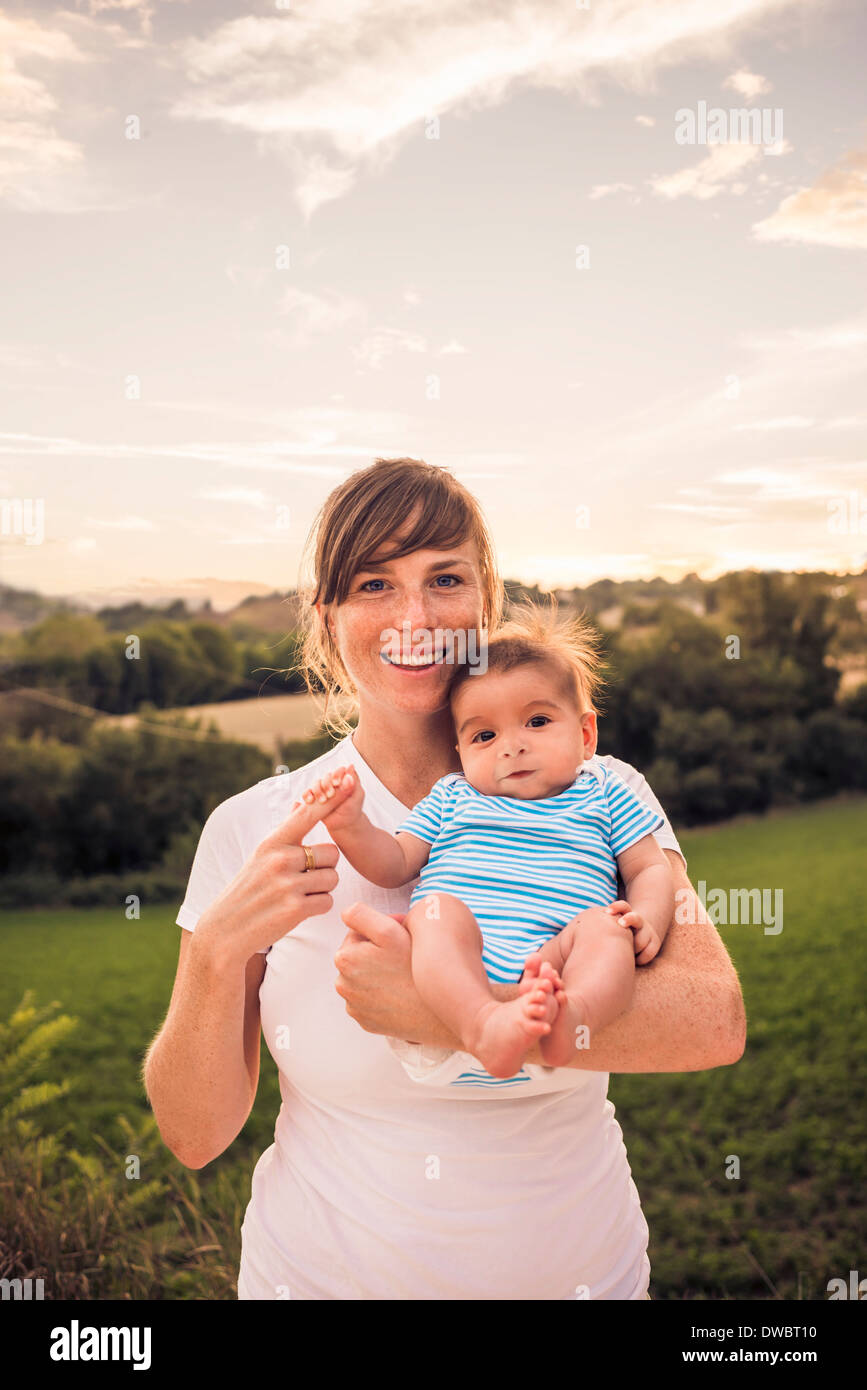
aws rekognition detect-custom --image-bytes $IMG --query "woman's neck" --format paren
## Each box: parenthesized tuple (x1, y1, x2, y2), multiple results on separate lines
(351, 701, 462, 808)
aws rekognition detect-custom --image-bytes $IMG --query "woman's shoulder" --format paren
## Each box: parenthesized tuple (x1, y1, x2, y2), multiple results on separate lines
(592, 752, 643, 790)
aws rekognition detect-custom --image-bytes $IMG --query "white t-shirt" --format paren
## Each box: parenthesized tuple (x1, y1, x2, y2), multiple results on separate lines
(176, 733, 685, 1300)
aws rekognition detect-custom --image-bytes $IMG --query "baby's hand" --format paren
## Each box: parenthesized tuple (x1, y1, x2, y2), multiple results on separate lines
(606, 899, 661, 966)
(296, 765, 364, 833)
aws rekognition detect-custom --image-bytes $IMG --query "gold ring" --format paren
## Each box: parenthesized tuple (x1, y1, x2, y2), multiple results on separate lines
(302, 845, 316, 871)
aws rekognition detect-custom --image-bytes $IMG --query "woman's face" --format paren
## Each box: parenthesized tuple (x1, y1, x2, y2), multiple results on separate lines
(318, 529, 486, 718)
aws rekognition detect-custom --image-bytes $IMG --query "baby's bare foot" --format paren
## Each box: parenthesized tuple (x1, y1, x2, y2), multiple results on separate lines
(519, 959, 561, 996)
(468, 980, 558, 1079)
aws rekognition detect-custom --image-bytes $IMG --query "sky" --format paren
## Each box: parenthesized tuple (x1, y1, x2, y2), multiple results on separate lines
(1, 0, 865, 610)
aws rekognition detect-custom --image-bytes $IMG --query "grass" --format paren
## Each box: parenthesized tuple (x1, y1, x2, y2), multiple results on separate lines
(609, 793, 867, 1300)
(0, 794, 864, 1298)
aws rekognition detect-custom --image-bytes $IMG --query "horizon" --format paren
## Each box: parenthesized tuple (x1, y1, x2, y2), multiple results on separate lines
(4, 560, 865, 619)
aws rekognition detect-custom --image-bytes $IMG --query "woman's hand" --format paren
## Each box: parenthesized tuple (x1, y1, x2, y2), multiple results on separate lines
(334, 903, 445, 1041)
(194, 795, 340, 965)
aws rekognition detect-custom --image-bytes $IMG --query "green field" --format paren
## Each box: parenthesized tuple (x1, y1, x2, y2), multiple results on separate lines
(1, 794, 865, 1299)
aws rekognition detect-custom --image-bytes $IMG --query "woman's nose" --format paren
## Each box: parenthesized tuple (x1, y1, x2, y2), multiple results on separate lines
(397, 590, 436, 632)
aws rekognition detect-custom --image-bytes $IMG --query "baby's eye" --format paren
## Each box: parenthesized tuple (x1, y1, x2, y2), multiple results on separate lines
(527, 715, 550, 728)
(471, 730, 495, 744)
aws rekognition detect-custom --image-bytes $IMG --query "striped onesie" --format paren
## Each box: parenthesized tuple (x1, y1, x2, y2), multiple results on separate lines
(395, 757, 664, 1087)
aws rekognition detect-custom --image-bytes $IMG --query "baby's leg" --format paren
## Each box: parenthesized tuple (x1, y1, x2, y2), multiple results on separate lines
(404, 893, 558, 1079)
(534, 912, 636, 1067)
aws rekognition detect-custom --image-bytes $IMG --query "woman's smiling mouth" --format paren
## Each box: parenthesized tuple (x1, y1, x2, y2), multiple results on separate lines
(380, 649, 443, 673)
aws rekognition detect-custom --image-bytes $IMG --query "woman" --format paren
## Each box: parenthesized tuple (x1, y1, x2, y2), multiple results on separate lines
(144, 456, 746, 1300)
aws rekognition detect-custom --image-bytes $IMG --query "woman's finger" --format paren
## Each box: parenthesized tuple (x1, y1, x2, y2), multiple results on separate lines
(294, 865, 339, 895)
(261, 793, 339, 849)
(340, 900, 407, 946)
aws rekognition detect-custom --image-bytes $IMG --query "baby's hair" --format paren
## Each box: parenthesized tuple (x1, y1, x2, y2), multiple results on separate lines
(449, 598, 606, 718)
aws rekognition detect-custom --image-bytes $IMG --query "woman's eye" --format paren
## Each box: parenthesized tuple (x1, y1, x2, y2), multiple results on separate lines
(434, 574, 461, 587)
(359, 578, 387, 591)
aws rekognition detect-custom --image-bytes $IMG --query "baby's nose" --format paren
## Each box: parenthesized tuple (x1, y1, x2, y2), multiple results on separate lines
(502, 735, 527, 755)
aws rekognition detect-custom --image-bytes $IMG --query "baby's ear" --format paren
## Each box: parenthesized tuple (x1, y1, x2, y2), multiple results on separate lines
(583, 710, 599, 755)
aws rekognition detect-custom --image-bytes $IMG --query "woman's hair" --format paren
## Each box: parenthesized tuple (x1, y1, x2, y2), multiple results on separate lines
(449, 598, 606, 721)
(293, 456, 505, 735)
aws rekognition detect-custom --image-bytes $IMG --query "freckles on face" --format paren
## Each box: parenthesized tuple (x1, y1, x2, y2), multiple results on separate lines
(324, 542, 486, 714)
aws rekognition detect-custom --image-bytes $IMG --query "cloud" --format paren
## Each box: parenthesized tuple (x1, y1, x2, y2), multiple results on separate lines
(724, 67, 771, 98)
(292, 152, 358, 222)
(734, 416, 815, 430)
(650, 501, 751, 517)
(197, 488, 271, 509)
(76, 0, 193, 41)
(589, 181, 635, 199)
(224, 263, 270, 292)
(714, 467, 836, 501)
(635, 114, 655, 127)
(752, 148, 867, 249)
(0, 429, 365, 473)
(276, 286, 366, 345)
(82, 0, 155, 34)
(742, 323, 867, 353)
(0, 14, 87, 209)
(351, 327, 427, 371)
(650, 141, 761, 200)
(85, 514, 157, 530)
(170, 0, 807, 218)
(0, 11, 166, 210)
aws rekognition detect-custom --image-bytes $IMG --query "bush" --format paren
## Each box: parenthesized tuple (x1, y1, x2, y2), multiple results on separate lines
(0, 991, 247, 1299)
(794, 711, 867, 799)
(840, 683, 867, 724)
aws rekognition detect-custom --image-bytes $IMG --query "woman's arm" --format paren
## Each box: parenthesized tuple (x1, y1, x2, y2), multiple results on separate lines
(143, 933, 266, 1169)
(335, 852, 746, 1072)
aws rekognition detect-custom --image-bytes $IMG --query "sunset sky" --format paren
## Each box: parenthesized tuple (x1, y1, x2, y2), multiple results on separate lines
(1, 0, 865, 610)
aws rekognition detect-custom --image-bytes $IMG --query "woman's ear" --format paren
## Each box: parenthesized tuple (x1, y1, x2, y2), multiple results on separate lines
(314, 600, 332, 637)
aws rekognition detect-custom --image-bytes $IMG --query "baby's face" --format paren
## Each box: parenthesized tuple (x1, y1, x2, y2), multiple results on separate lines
(451, 664, 597, 799)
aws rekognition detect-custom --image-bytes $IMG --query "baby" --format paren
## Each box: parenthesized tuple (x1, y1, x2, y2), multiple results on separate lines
(300, 606, 675, 1080)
